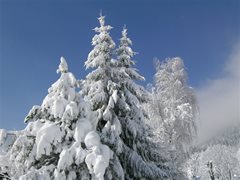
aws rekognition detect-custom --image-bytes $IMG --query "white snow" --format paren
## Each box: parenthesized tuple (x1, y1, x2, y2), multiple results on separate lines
(74, 118, 92, 143)
(85, 131, 113, 180)
(57, 148, 74, 170)
(112, 89, 118, 104)
(25, 121, 44, 136)
(57, 56, 68, 73)
(36, 121, 65, 159)
(75, 145, 87, 165)
(103, 107, 112, 121)
(54, 169, 66, 180)
(52, 96, 68, 119)
(84, 131, 101, 149)
(62, 101, 78, 121)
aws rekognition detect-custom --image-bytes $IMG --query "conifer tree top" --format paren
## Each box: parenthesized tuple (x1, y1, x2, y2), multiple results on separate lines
(122, 26, 127, 38)
(98, 15, 105, 27)
(120, 26, 132, 45)
(57, 56, 68, 74)
(93, 14, 113, 33)
(85, 14, 115, 69)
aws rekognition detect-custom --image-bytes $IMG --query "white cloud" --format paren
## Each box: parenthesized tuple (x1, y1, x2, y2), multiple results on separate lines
(197, 42, 240, 141)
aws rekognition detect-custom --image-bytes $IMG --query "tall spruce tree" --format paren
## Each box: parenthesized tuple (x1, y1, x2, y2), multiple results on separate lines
(81, 14, 125, 179)
(82, 15, 168, 178)
(114, 27, 168, 179)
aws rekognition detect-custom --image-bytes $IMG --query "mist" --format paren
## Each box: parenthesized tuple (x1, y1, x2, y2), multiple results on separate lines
(197, 42, 240, 142)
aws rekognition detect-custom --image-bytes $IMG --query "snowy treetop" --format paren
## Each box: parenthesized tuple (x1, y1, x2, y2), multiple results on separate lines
(57, 56, 68, 74)
(93, 15, 113, 33)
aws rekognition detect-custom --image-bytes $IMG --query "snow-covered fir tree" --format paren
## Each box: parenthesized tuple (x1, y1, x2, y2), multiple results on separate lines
(114, 27, 169, 179)
(82, 14, 116, 129)
(0, 57, 106, 179)
(81, 14, 124, 179)
(81, 15, 168, 179)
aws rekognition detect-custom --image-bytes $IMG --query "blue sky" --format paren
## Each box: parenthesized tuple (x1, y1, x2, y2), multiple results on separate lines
(0, 0, 239, 130)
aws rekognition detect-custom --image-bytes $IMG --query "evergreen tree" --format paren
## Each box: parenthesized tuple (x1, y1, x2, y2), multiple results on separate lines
(81, 14, 125, 179)
(0, 57, 97, 179)
(83, 13, 115, 111)
(114, 27, 168, 179)
(82, 15, 168, 179)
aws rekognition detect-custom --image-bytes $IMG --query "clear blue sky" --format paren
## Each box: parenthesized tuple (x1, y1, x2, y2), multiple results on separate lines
(0, 0, 239, 130)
